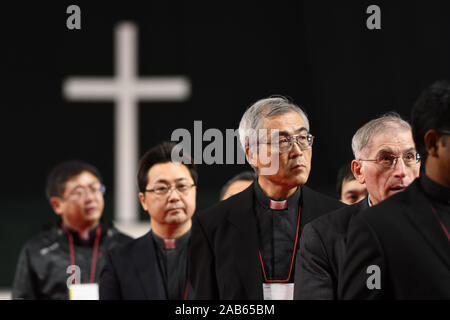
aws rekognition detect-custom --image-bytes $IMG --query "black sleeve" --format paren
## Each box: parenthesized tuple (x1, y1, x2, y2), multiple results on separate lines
(295, 223, 335, 299)
(188, 214, 219, 299)
(338, 215, 388, 299)
(12, 245, 38, 300)
(99, 249, 123, 300)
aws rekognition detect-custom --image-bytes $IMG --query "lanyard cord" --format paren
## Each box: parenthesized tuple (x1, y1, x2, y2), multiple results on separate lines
(429, 203, 450, 241)
(62, 223, 103, 283)
(259, 205, 302, 283)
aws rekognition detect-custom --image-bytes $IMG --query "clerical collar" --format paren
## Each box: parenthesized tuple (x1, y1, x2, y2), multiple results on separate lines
(420, 173, 450, 204)
(152, 229, 191, 251)
(254, 181, 301, 211)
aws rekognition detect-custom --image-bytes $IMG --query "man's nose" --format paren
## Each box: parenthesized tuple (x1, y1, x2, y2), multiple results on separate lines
(392, 157, 407, 178)
(167, 188, 182, 202)
(290, 140, 304, 158)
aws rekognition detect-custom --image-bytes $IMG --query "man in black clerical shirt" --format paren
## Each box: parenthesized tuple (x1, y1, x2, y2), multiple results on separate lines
(100, 141, 197, 299)
(294, 113, 420, 299)
(340, 81, 450, 299)
(189, 96, 344, 300)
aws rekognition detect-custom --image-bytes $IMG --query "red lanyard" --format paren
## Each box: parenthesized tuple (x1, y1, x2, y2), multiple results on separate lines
(259, 205, 302, 283)
(429, 204, 450, 241)
(62, 223, 102, 284)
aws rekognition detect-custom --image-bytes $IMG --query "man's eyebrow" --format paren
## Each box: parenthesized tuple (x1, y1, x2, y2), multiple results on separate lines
(277, 127, 308, 136)
(402, 147, 416, 153)
(344, 189, 366, 195)
(69, 182, 100, 190)
(377, 147, 416, 154)
(376, 148, 395, 154)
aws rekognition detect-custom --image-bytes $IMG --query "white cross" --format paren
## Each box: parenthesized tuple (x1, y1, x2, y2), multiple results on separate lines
(63, 22, 191, 224)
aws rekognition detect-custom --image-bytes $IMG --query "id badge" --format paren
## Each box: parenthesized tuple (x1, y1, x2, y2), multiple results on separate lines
(68, 283, 99, 300)
(262, 283, 294, 300)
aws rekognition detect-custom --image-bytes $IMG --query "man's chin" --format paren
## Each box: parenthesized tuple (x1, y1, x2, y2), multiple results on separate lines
(292, 172, 309, 187)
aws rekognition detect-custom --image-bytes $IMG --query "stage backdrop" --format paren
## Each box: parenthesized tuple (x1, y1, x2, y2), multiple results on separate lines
(1, 1, 449, 288)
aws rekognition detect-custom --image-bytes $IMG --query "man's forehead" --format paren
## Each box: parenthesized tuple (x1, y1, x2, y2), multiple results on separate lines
(368, 131, 415, 154)
(147, 162, 191, 184)
(260, 111, 306, 130)
(66, 171, 100, 187)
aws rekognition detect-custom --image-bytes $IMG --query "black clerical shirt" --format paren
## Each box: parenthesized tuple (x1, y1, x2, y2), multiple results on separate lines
(152, 230, 190, 300)
(253, 182, 301, 282)
(420, 173, 450, 237)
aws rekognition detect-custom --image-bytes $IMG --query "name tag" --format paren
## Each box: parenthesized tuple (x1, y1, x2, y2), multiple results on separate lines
(262, 283, 294, 300)
(68, 283, 99, 300)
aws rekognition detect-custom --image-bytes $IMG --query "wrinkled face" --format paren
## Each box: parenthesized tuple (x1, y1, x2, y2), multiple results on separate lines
(139, 162, 196, 228)
(353, 130, 420, 205)
(248, 111, 312, 189)
(222, 179, 253, 200)
(340, 179, 367, 205)
(51, 171, 104, 229)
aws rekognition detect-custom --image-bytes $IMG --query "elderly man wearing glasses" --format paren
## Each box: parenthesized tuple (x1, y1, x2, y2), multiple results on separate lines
(294, 112, 420, 299)
(340, 81, 450, 299)
(100, 141, 197, 300)
(189, 96, 344, 300)
(12, 161, 132, 300)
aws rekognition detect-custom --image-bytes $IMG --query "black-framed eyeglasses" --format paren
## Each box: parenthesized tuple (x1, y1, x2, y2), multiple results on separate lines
(438, 129, 450, 136)
(260, 133, 314, 153)
(359, 151, 421, 169)
(145, 183, 196, 196)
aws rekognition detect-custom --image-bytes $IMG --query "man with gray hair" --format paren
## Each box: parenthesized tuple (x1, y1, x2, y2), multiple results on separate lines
(189, 96, 343, 299)
(294, 112, 420, 299)
(340, 81, 450, 299)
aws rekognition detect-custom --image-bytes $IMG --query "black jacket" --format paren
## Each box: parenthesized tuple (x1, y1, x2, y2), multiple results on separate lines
(339, 180, 450, 299)
(12, 221, 132, 300)
(294, 197, 368, 299)
(189, 183, 345, 299)
(100, 230, 195, 300)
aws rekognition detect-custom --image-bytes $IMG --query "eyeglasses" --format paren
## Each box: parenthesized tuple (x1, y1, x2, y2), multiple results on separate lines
(438, 129, 450, 136)
(145, 183, 196, 196)
(261, 133, 314, 153)
(359, 151, 421, 169)
(63, 185, 106, 200)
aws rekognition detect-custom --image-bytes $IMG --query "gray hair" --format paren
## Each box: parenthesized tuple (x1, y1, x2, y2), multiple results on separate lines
(351, 112, 412, 159)
(238, 96, 310, 150)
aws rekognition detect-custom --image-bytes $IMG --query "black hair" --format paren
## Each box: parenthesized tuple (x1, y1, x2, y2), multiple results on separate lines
(219, 171, 256, 200)
(45, 160, 103, 199)
(411, 80, 450, 163)
(137, 141, 197, 193)
(336, 161, 356, 199)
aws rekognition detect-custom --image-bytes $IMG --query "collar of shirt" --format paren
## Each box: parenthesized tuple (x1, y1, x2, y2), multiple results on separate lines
(253, 181, 301, 211)
(61, 223, 103, 246)
(421, 173, 450, 204)
(152, 229, 191, 251)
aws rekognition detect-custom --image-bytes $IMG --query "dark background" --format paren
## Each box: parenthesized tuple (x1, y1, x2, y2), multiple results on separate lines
(0, 1, 449, 287)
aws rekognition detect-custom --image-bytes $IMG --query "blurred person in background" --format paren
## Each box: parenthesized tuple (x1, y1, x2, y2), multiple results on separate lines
(12, 161, 132, 299)
(219, 171, 256, 200)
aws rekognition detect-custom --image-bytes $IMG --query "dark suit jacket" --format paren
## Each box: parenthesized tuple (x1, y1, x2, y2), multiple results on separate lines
(339, 179, 450, 299)
(294, 197, 368, 299)
(100, 230, 194, 300)
(189, 183, 344, 299)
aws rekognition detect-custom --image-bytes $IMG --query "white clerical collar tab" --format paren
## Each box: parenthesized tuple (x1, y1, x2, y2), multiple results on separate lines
(269, 200, 288, 210)
(164, 239, 176, 250)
